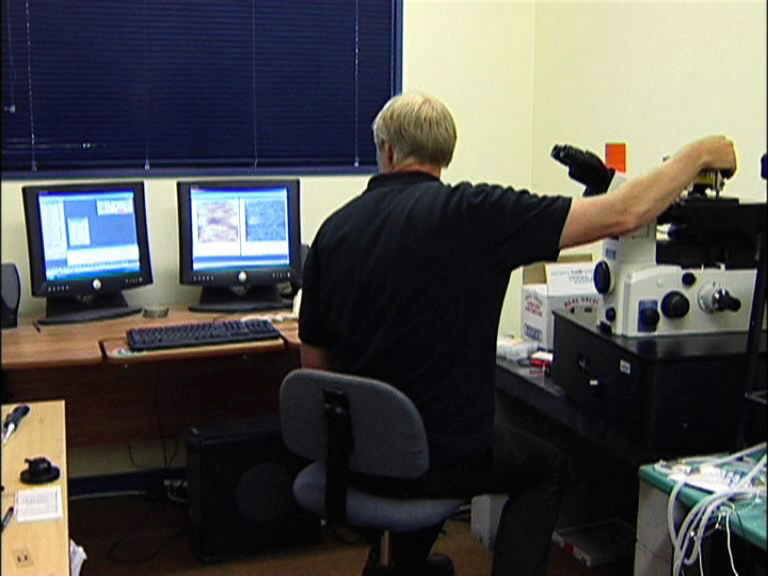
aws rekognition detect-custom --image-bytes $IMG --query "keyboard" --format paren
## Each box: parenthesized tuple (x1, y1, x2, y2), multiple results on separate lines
(127, 319, 282, 352)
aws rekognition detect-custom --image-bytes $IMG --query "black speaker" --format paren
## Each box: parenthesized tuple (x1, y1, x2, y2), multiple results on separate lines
(186, 414, 321, 562)
(1, 263, 21, 329)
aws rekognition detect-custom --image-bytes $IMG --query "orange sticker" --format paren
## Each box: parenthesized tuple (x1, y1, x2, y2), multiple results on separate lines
(605, 142, 626, 173)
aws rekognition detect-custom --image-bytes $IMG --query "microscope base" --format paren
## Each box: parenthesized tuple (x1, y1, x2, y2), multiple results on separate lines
(552, 312, 766, 456)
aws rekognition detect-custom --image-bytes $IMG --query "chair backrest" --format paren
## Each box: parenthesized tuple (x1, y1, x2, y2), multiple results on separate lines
(280, 368, 430, 479)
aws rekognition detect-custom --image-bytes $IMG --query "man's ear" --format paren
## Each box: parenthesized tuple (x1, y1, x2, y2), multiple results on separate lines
(384, 142, 395, 170)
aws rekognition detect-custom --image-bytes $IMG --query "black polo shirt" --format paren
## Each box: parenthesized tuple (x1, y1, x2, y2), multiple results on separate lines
(299, 171, 571, 470)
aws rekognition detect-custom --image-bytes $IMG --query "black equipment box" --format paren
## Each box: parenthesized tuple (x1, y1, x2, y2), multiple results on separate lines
(552, 312, 766, 455)
(186, 414, 321, 562)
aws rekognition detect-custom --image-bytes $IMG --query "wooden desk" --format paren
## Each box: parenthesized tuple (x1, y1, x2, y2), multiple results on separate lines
(1, 322, 103, 371)
(2, 400, 69, 576)
(2, 309, 302, 446)
(1, 308, 300, 370)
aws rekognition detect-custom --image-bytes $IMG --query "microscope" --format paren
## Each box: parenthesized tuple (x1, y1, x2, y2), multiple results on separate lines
(547, 145, 766, 454)
(551, 144, 760, 337)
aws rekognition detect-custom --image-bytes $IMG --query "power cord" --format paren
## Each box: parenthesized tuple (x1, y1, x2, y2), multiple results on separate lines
(663, 443, 766, 576)
(164, 479, 189, 504)
(101, 494, 186, 564)
(107, 525, 187, 564)
(152, 363, 170, 470)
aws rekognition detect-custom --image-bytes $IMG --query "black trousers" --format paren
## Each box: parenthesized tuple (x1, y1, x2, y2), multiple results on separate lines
(362, 423, 568, 576)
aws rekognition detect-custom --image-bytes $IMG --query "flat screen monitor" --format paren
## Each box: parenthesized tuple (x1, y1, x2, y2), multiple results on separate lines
(176, 179, 301, 312)
(22, 181, 153, 325)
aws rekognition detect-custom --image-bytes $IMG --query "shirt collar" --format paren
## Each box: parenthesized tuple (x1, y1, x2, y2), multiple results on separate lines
(365, 170, 442, 192)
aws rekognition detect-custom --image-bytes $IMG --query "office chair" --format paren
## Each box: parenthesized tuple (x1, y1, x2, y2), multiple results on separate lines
(280, 368, 465, 574)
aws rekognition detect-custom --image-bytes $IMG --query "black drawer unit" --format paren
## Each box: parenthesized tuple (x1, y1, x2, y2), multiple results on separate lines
(552, 311, 765, 455)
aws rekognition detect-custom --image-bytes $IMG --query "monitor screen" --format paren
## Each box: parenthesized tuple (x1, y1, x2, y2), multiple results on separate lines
(22, 181, 153, 324)
(176, 179, 301, 312)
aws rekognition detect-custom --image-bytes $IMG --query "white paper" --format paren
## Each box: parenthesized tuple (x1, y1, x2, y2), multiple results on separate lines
(15, 486, 63, 523)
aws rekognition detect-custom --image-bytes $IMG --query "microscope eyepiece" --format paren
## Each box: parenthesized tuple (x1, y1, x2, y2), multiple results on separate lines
(550, 144, 574, 163)
(551, 143, 615, 196)
(551, 144, 602, 167)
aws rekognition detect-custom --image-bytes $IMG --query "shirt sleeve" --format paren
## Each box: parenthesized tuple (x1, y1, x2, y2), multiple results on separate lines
(455, 182, 572, 270)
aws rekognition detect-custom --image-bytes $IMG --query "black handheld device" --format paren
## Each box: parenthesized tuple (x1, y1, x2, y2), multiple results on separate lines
(2, 404, 30, 444)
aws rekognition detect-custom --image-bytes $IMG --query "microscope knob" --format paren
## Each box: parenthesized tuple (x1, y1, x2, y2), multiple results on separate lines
(711, 289, 742, 312)
(605, 307, 616, 322)
(724, 294, 742, 312)
(661, 291, 690, 319)
(639, 307, 660, 330)
(681, 272, 697, 287)
(593, 261, 612, 294)
(698, 283, 741, 313)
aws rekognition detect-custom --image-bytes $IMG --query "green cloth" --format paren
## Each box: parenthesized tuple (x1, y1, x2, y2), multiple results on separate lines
(639, 460, 766, 551)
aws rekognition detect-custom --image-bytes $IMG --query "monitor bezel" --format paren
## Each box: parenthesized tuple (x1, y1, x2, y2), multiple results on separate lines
(22, 181, 153, 299)
(176, 178, 302, 290)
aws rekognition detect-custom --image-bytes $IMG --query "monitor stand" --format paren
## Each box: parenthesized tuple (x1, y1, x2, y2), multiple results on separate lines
(39, 293, 142, 326)
(189, 286, 291, 313)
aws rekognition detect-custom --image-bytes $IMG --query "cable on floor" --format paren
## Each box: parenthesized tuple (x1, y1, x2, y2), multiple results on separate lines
(105, 497, 190, 565)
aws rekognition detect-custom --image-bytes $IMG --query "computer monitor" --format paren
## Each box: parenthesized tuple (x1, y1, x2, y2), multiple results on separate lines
(176, 179, 302, 312)
(22, 181, 153, 325)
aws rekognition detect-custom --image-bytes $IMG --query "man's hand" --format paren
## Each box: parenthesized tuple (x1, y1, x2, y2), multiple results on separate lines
(676, 135, 737, 178)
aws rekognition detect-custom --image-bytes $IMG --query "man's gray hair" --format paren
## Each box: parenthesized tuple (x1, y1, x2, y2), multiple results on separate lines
(372, 92, 457, 168)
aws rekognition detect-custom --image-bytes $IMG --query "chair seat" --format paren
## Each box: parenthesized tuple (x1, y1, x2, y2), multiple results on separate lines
(294, 462, 464, 533)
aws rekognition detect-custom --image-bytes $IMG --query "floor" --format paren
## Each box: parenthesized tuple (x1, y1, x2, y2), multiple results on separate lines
(68, 492, 634, 576)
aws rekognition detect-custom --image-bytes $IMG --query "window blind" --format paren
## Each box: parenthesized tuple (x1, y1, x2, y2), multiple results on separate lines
(1, 0, 401, 176)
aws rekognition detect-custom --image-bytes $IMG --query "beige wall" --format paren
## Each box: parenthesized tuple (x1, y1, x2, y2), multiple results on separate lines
(2, 0, 766, 339)
(530, 1, 767, 202)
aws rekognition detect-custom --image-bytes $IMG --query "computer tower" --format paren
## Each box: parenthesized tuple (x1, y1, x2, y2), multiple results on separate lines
(186, 415, 321, 562)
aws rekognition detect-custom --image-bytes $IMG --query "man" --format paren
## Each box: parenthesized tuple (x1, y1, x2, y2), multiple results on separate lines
(298, 92, 737, 576)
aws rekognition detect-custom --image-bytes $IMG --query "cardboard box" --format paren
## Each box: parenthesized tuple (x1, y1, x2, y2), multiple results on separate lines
(521, 256, 597, 350)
